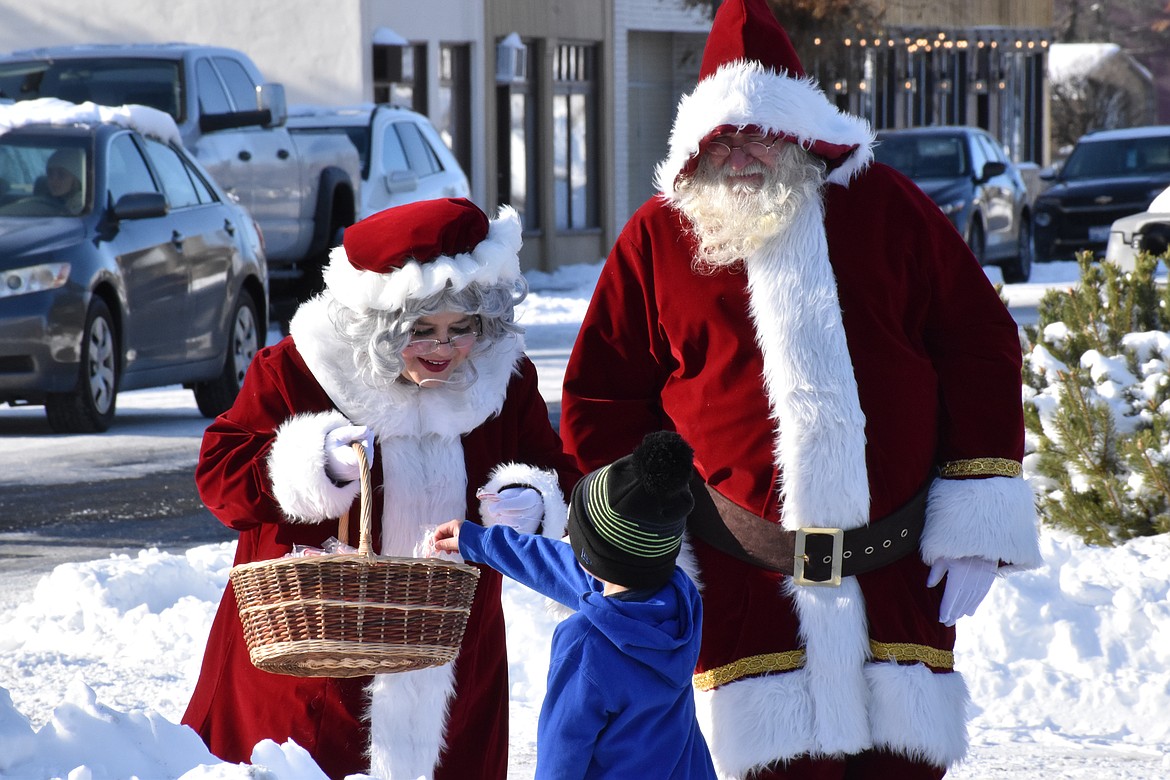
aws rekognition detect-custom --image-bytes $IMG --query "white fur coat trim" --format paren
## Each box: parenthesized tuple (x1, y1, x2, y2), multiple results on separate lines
(289, 296, 524, 441)
(367, 664, 457, 780)
(323, 205, 524, 313)
(696, 661, 970, 777)
(866, 661, 970, 767)
(921, 476, 1042, 570)
(655, 60, 875, 195)
(479, 462, 569, 540)
(736, 190, 874, 758)
(268, 410, 362, 522)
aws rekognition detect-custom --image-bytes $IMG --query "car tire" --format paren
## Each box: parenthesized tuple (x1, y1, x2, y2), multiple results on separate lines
(193, 294, 261, 418)
(1000, 217, 1033, 284)
(45, 298, 119, 434)
(967, 219, 986, 265)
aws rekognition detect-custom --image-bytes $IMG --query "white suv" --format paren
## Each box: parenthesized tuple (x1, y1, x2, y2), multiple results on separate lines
(288, 103, 470, 219)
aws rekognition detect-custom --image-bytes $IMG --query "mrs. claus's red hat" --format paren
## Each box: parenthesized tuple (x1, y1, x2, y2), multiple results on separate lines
(323, 197, 523, 312)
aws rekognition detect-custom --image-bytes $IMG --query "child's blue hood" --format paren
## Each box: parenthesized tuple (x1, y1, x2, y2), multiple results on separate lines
(577, 569, 701, 687)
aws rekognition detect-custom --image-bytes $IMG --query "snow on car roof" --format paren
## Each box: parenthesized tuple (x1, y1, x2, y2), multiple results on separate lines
(0, 97, 181, 146)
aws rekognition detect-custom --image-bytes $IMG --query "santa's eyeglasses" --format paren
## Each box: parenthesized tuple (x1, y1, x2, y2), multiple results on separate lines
(706, 138, 781, 160)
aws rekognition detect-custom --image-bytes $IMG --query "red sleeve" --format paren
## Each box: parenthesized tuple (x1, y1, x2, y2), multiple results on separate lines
(510, 356, 583, 498)
(195, 339, 334, 531)
(561, 205, 671, 472)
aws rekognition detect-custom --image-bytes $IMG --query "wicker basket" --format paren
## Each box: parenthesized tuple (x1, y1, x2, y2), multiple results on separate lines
(229, 443, 481, 677)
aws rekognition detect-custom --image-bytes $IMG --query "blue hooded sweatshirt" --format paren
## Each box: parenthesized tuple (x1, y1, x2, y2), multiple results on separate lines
(458, 522, 716, 780)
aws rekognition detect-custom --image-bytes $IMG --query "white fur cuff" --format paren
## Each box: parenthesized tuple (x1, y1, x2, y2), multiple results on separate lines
(920, 476, 1042, 571)
(268, 410, 362, 523)
(479, 462, 569, 539)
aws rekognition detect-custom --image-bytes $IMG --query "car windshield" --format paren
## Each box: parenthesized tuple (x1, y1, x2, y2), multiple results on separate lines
(1062, 135, 1170, 180)
(0, 58, 182, 122)
(874, 134, 969, 179)
(0, 133, 92, 216)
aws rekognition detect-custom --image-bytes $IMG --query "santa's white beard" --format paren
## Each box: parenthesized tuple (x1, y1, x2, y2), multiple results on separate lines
(675, 144, 827, 273)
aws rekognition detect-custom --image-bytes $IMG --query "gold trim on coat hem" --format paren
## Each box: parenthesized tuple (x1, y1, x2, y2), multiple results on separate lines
(693, 651, 806, 691)
(869, 640, 954, 669)
(939, 457, 1022, 478)
(693, 641, 954, 691)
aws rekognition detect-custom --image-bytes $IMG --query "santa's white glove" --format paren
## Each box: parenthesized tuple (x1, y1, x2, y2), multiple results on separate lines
(478, 486, 544, 534)
(323, 423, 374, 484)
(927, 556, 998, 626)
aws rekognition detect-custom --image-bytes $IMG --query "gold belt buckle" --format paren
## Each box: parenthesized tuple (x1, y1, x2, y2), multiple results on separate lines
(793, 527, 844, 587)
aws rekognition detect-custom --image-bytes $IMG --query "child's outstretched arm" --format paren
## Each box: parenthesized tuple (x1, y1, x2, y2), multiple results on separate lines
(432, 519, 592, 608)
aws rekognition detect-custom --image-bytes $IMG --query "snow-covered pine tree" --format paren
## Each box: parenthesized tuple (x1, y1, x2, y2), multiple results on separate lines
(1022, 251, 1170, 545)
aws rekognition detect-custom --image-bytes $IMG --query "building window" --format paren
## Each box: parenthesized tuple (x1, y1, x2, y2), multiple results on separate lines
(438, 43, 472, 184)
(496, 38, 539, 230)
(373, 43, 427, 114)
(552, 43, 598, 231)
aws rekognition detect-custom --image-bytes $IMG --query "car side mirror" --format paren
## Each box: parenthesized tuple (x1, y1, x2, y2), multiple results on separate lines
(111, 192, 168, 220)
(384, 170, 419, 194)
(979, 161, 1007, 182)
(258, 83, 287, 128)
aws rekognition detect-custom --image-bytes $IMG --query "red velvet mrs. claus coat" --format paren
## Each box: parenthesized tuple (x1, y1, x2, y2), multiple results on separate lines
(560, 3, 1041, 777)
(183, 205, 579, 780)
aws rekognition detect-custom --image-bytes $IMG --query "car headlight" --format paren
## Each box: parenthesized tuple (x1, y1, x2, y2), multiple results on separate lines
(0, 262, 71, 299)
(938, 199, 966, 216)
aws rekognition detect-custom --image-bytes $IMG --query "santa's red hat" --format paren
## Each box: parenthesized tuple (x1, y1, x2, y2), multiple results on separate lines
(698, 0, 804, 80)
(322, 197, 523, 312)
(655, 0, 874, 193)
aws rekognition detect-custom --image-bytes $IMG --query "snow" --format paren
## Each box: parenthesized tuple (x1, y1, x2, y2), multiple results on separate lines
(2, 259, 1169, 779)
(0, 97, 182, 145)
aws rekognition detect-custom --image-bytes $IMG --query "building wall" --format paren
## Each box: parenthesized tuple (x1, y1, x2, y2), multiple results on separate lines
(484, 0, 612, 270)
(614, 0, 709, 230)
(360, 1, 489, 205)
(881, 0, 1052, 27)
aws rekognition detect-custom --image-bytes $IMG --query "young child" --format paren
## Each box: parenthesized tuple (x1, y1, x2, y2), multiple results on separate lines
(432, 431, 716, 779)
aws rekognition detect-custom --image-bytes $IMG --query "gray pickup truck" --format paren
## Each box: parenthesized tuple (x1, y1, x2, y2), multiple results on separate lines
(0, 43, 361, 325)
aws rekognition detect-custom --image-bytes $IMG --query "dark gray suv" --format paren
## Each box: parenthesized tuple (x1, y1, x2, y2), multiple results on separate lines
(0, 103, 268, 433)
(1034, 125, 1170, 263)
(874, 126, 1034, 283)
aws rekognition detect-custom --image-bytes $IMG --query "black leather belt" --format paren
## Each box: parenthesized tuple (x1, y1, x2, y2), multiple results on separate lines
(686, 474, 931, 585)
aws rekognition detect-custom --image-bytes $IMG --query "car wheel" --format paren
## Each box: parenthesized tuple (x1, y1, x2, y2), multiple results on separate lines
(1000, 217, 1033, 284)
(45, 298, 119, 433)
(967, 219, 986, 265)
(193, 294, 261, 418)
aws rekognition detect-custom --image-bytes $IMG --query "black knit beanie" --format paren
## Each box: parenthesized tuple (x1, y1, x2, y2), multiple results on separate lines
(568, 431, 696, 590)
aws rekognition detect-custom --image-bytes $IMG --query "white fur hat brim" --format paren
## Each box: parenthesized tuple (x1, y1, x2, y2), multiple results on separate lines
(323, 204, 524, 312)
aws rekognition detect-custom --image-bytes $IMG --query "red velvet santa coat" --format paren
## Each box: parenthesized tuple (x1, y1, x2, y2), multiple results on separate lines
(184, 296, 579, 780)
(561, 80, 1041, 778)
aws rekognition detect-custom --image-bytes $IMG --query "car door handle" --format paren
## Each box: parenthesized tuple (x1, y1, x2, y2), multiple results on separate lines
(223, 219, 236, 236)
(238, 150, 252, 162)
(277, 149, 290, 160)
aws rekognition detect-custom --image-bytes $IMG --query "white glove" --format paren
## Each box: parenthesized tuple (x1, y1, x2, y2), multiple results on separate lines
(927, 556, 998, 626)
(478, 486, 544, 534)
(324, 423, 375, 483)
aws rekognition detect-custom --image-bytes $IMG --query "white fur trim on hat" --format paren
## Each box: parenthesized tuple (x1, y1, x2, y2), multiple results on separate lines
(655, 60, 876, 194)
(323, 205, 524, 313)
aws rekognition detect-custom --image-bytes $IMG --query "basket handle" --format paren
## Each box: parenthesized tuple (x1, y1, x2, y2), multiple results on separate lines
(350, 441, 374, 557)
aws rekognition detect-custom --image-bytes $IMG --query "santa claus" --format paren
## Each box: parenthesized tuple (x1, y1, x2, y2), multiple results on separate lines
(561, 1, 1042, 778)
(183, 197, 580, 780)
